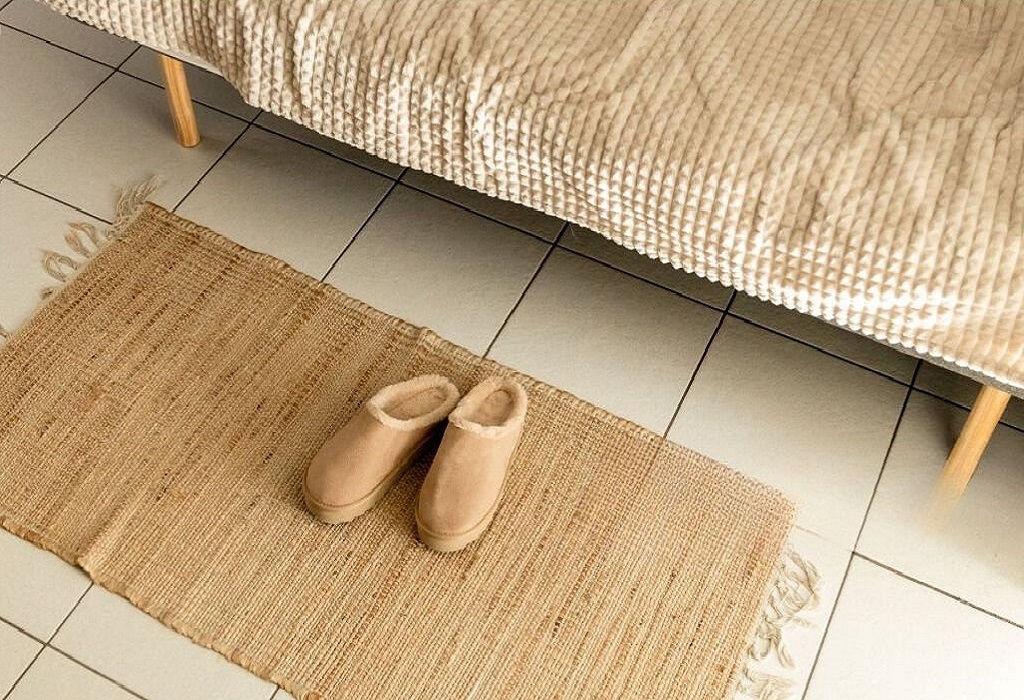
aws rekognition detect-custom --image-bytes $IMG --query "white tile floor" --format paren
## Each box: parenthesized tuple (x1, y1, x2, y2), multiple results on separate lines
(1, 6, 1023, 699)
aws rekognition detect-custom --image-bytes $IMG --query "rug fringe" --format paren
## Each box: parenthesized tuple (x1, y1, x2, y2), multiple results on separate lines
(39, 178, 159, 299)
(735, 668, 797, 700)
(110, 177, 161, 239)
(734, 546, 820, 699)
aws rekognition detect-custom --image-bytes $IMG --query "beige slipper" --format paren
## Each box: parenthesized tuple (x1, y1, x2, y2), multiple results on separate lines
(416, 377, 528, 552)
(304, 374, 460, 524)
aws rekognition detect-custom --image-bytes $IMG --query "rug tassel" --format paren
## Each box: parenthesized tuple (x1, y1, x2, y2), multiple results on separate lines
(110, 176, 160, 240)
(41, 251, 81, 283)
(736, 668, 797, 700)
(733, 546, 820, 699)
(65, 222, 105, 258)
(36, 178, 160, 301)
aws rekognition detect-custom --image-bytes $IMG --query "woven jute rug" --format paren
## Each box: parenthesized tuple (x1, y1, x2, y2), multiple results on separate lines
(0, 190, 816, 700)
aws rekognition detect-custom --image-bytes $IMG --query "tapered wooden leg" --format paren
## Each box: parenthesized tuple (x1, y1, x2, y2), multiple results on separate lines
(158, 55, 200, 147)
(933, 385, 1010, 509)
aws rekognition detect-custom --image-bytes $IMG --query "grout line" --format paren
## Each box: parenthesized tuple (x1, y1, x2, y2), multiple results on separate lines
(852, 553, 1024, 632)
(4, 177, 112, 224)
(170, 122, 253, 213)
(0, 21, 248, 123)
(121, 68, 259, 124)
(111, 48, 256, 126)
(46, 646, 151, 700)
(0, 614, 46, 646)
(545, 242, 973, 408)
(798, 550, 856, 700)
(724, 314, 912, 388)
(0, 643, 45, 700)
(799, 361, 921, 697)
(2, 28, 140, 181)
(117, 45, 141, 68)
(45, 582, 92, 644)
(0, 591, 160, 700)
(118, 44, 141, 67)
(0, 21, 125, 70)
(318, 178, 403, 283)
(3, 29, 255, 219)
(249, 121, 402, 183)
(0, 581, 103, 700)
(396, 177, 561, 246)
(481, 223, 567, 359)
(660, 291, 735, 438)
(3, 26, 142, 180)
(555, 240, 729, 314)
(912, 385, 1024, 436)
(4, 587, 256, 700)
(3, 69, 116, 180)
(851, 361, 920, 549)
(162, 72, 264, 215)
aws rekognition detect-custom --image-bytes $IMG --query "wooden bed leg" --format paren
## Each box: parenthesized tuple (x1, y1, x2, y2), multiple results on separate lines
(933, 385, 1010, 509)
(158, 55, 201, 148)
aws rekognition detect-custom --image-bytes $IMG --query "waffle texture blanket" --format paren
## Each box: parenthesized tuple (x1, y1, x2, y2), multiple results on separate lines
(45, 0, 1024, 394)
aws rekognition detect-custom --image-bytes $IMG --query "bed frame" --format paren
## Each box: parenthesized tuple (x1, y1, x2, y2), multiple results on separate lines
(157, 55, 1014, 509)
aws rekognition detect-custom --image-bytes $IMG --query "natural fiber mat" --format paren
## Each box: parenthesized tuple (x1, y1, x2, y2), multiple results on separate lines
(0, 201, 812, 699)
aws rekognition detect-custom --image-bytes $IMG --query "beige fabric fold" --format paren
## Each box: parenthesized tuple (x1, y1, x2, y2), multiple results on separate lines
(0, 205, 794, 700)
(43, 0, 1024, 395)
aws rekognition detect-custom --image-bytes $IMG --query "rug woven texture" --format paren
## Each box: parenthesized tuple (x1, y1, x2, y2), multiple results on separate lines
(0, 205, 794, 700)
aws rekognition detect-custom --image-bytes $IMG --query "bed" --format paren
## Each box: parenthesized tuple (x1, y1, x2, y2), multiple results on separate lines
(40, 0, 1024, 499)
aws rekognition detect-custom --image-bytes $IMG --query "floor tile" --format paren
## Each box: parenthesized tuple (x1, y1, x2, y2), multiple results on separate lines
(560, 224, 732, 309)
(51, 586, 274, 700)
(0, 0, 136, 66)
(0, 27, 111, 173)
(176, 127, 391, 278)
(805, 557, 1024, 700)
(489, 249, 721, 432)
(326, 185, 548, 354)
(914, 360, 1024, 431)
(0, 528, 90, 641)
(8, 648, 136, 700)
(0, 619, 40, 696)
(0, 180, 106, 335)
(742, 528, 849, 699)
(668, 318, 907, 548)
(401, 169, 564, 241)
(730, 292, 919, 382)
(254, 113, 403, 178)
(13, 73, 247, 218)
(120, 47, 258, 121)
(857, 392, 1024, 625)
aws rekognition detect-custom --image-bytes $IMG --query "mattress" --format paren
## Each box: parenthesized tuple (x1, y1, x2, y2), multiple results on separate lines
(43, 0, 1024, 395)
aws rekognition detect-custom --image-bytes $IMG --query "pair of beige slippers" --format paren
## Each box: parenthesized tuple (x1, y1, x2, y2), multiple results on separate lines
(303, 374, 528, 552)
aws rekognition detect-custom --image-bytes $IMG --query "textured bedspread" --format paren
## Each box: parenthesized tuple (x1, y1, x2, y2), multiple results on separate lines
(44, 0, 1024, 394)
